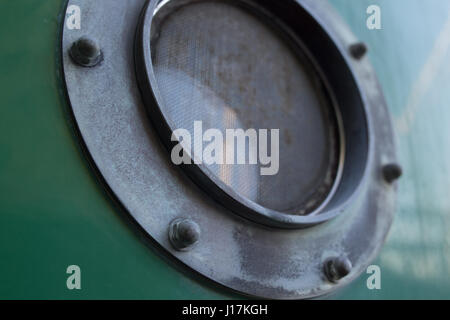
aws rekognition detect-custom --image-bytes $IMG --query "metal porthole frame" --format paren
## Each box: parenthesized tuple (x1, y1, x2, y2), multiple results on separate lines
(61, 0, 400, 299)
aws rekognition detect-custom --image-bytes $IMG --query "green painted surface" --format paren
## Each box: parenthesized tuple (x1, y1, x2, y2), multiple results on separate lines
(0, 0, 449, 299)
(0, 0, 227, 300)
(333, 0, 450, 300)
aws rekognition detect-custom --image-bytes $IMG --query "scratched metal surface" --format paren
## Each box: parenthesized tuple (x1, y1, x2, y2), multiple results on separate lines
(0, 0, 449, 299)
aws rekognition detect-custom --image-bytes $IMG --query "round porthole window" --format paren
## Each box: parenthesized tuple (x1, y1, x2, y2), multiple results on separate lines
(62, 0, 400, 299)
(136, 0, 370, 228)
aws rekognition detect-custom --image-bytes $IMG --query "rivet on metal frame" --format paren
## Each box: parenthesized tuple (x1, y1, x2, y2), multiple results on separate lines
(169, 218, 201, 252)
(69, 37, 103, 67)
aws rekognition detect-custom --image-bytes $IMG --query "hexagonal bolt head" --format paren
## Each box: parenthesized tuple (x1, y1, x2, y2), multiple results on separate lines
(349, 42, 368, 60)
(169, 218, 201, 252)
(383, 163, 403, 183)
(69, 37, 103, 67)
(324, 256, 352, 283)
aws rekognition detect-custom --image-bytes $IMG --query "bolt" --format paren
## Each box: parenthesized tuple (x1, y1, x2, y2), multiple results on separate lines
(349, 42, 368, 60)
(383, 163, 403, 183)
(69, 37, 103, 67)
(324, 256, 352, 283)
(169, 218, 201, 251)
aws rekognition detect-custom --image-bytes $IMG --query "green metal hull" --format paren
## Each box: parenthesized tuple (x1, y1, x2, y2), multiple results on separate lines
(1, 0, 449, 299)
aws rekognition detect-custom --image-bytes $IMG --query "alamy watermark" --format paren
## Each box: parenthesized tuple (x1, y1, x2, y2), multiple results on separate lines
(366, 265, 381, 290)
(66, 265, 81, 290)
(171, 121, 280, 176)
(66, 5, 81, 30)
(66, 4, 381, 31)
(367, 5, 382, 30)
